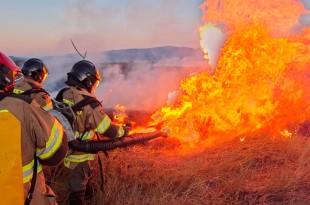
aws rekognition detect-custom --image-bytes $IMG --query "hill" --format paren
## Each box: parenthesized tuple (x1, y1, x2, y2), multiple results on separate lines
(10, 46, 203, 66)
(10, 46, 208, 110)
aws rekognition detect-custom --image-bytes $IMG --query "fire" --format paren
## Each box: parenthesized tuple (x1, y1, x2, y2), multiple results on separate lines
(112, 104, 156, 133)
(150, 0, 310, 148)
(201, 0, 306, 36)
(280, 130, 293, 138)
(112, 104, 127, 126)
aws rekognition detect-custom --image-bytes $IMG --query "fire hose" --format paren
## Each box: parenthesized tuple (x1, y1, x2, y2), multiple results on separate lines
(68, 130, 169, 154)
(49, 108, 169, 154)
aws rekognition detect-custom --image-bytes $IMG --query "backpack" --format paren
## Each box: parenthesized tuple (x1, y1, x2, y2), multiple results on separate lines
(53, 88, 102, 129)
(0, 109, 24, 205)
(0, 92, 35, 205)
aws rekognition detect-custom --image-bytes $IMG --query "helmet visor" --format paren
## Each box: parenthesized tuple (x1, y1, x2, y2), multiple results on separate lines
(0, 66, 24, 91)
(42, 72, 48, 82)
(14, 71, 24, 84)
(90, 79, 100, 94)
(95, 71, 102, 82)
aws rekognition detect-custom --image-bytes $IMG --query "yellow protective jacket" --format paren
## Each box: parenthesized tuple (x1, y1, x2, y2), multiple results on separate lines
(0, 92, 68, 205)
(57, 86, 124, 167)
(13, 78, 53, 111)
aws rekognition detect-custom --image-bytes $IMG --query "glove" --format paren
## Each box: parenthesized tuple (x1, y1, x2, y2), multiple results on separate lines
(116, 122, 132, 138)
(124, 122, 133, 136)
(123, 125, 131, 137)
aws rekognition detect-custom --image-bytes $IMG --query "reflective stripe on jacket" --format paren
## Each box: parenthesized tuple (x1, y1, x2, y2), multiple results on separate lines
(13, 78, 53, 111)
(36, 119, 64, 160)
(22, 160, 43, 183)
(0, 93, 67, 202)
(60, 86, 124, 163)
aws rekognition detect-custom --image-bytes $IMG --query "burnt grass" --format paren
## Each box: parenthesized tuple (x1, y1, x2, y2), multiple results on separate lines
(45, 111, 310, 205)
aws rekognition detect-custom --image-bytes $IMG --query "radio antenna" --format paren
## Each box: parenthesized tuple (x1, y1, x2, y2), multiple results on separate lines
(70, 38, 87, 59)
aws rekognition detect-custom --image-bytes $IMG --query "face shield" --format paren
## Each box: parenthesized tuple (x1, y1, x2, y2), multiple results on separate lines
(14, 71, 24, 85)
(89, 70, 102, 93)
(41, 72, 48, 83)
(0, 52, 24, 91)
(0, 65, 24, 91)
(95, 70, 102, 81)
(90, 79, 100, 94)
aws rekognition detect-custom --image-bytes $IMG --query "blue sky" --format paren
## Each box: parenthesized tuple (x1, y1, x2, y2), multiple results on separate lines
(0, 0, 308, 57)
(1, 0, 204, 57)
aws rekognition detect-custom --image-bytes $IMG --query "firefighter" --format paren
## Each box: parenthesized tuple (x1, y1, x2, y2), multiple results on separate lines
(0, 52, 68, 205)
(55, 60, 128, 205)
(13, 58, 53, 111)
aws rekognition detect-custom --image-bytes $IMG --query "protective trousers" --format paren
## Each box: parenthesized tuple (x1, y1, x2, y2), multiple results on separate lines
(24, 171, 58, 205)
(67, 161, 91, 205)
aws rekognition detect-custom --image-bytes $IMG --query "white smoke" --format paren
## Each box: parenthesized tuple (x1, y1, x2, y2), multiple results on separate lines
(41, 49, 208, 111)
(200, 23, 227, 68)
(302, 0, 310, 10)
(96, 60, 207, 111)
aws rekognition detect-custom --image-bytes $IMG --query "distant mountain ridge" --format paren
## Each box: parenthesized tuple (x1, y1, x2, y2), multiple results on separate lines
(9, 46, 206, 94)
(99, 46, 202, 63)
(10, 46, 204, 66)
(9, 46, 208, 109)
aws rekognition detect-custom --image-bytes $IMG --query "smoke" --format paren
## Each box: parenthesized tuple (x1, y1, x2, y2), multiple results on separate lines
(300, 14, 310, 26)
(12, 0, 208, 111)
(43, 55, 79, 96)
(302, 0, 310, 10)
(96, 59, 207, 111)
(62, 0, 203, 52)
(41, 47, 207, 111)
(199, 23, 227, 68)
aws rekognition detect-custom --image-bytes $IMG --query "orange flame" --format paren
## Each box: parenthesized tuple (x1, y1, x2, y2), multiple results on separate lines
(201, 0, 306, 35)
(113, 104, 127, 126)
(150, 0, 310, 148)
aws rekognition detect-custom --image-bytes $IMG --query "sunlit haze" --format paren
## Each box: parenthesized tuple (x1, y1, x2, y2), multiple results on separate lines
(1, 0, 205, 57)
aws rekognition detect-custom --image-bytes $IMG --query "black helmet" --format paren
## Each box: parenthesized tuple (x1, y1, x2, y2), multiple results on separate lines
(22, 58, 49, 83)
(66, 60, 101, 93)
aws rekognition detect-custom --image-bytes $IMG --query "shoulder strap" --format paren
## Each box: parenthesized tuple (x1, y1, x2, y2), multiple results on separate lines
(55, 87, 69, 102)
(71, 96, 101, 112)
(21, 88, 50, 97)
(0, 92, 12, 101)
(24, 153, 37, 205)
(55, 88, 101, 111)
(22, 82, 50, 96)
(0, 92, 33, 104)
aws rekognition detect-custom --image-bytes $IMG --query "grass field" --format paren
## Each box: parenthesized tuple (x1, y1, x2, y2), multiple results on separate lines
(48, 127, 310, 205)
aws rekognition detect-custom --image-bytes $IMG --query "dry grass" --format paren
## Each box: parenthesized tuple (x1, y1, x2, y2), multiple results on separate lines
(47, 132, 310, 205)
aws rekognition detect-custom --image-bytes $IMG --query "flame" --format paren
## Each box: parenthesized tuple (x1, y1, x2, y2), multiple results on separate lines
(280, 130, 293, 138)
(112, 104, 155, 133)
(150, 0, 310, 148)
(112, 104, 127, 126)
(201, 0, 306, 35)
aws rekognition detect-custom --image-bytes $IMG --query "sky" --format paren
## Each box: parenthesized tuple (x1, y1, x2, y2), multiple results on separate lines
(0, 0, 204, 57)
(1, 0, 309, 110)
(1, 0, 309, 58)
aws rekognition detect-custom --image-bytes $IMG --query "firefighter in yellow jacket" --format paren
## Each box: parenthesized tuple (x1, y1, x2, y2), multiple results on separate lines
(13, 58, 53, 111)
(0, 52, 68, 205)
(55, 60, 126, 205)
